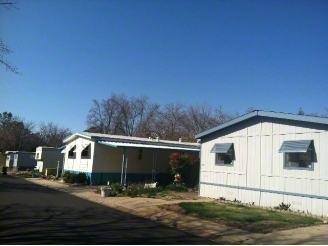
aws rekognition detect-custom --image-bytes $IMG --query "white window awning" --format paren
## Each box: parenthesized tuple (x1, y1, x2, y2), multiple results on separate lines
(210, 143, 233, 154)
(98, 141, 199, 151)
(278, 140, 312, 153)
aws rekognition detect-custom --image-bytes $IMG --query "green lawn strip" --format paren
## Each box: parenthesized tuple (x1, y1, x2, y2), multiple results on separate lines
(168, 202, 321, 233)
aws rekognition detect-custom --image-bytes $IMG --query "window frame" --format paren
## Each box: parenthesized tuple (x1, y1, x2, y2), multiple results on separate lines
(211, 143, 235, 166)
(68, 146, 76, 159)
(215, 151, 234, 166)
(283, 150, 314, 170)
(81, 144, 90, 159)
(280, 140, 315, 171)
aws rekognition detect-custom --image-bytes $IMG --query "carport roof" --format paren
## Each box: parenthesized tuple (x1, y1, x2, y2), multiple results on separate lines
(98, 141, 199, 151)
(63, 132, 200, 151)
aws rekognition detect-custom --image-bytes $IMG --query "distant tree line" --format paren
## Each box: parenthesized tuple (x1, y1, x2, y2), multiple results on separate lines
(0, 112, 71, 154)
(2, 97, 326, 154)
(85, 93, 254, 142)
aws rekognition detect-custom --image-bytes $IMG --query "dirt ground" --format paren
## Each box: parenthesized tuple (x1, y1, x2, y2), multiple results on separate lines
(171, 191, 203, 200)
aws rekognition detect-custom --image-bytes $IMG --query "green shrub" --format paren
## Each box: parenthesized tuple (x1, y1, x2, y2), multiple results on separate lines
(165, 184, 188, 192)
(63, 171, 71, 183)
(76, 172, 87, 183)
(108, 183, 124, 196)
(68, 173, 76, 183)
(63, 171, 87, 184)
(274, 202, 291, 211)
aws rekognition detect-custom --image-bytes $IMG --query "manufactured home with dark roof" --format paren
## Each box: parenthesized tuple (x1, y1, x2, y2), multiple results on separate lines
(195, 110, 328, 217)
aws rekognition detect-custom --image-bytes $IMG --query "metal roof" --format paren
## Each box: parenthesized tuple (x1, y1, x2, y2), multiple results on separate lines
(63, 132, 200, 150)
(210, 143, 233, 153)
(278, 140, 312, 153)
(195, 110, 328, 139)
(98, 141, 199, 151)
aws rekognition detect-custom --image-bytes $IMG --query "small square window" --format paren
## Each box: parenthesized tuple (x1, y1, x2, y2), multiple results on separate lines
(285, 151, 312, 168)
(211, 143, 235, 166)
(216, 153, 233, 165)
(279, 140, 314, 170)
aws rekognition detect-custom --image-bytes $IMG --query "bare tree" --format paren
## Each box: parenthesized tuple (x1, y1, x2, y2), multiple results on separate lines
(215, 106, 240, 124)
(86, 93, 151, 136)
(38, 122, 72, 147)
(136, 103, 161, 138)
(182, 103, 218, 141)
(86, 99, 115, 134)
(0, 1, 21, 75)
(114, 94, 150, 136)
(154, 103, 187, 141)
(0, 0, 19, 9)
(85, 94, 260, 142)
(0, 112, 35, 153)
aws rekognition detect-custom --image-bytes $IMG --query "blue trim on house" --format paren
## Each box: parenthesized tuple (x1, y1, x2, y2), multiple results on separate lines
(98, 141, 118, 148)
(200, 181, 328, 200)
(58, 145, 66, 150)
(195, 110, 328, 139)
(63, 170, 163, 185)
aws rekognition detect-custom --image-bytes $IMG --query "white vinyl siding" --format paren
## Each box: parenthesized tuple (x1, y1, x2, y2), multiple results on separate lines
(199, 117, 328, 217)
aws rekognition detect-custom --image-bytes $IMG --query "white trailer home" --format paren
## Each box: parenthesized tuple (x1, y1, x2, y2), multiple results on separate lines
(10, 152, 37, 171)
(5, 151, 18, 168)
(195, 110, 328, 217)
(62, 132, 200, 185)
(35, 147, 64, 172)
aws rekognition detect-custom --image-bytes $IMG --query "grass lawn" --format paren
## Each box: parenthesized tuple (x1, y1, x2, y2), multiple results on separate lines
(160, 202, 322, 233)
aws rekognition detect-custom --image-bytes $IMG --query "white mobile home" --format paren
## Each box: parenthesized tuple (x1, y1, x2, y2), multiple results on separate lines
(11, 152, 37, 171)
(195, 110, 328, 217)
(62, 132, 200, 185)
(5, 151, 18, 168)
(35, 147, 64, 172)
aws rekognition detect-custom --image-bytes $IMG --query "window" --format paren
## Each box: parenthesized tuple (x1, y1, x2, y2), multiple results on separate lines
(211, 143, 234, 165)
(279, 140, 313, 169)
(138, 148, 143, 160)
(14, 154, 17, 159)
(81, 144, 90, 158)
(68, 146, 76, 159)
(36, 153, 40, 159)
(216, 153, 233, 165)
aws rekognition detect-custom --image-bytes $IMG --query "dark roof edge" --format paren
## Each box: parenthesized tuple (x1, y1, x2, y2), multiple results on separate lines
(195, 110, 328, 139)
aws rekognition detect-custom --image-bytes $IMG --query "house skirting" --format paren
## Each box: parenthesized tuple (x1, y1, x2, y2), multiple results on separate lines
(63, 170, 173, 185)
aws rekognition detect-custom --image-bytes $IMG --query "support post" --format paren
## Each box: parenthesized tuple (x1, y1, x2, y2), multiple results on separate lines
(124, 157, 128, 188)
(121, 148, 126, 184)
(56, 161, 59, 177)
